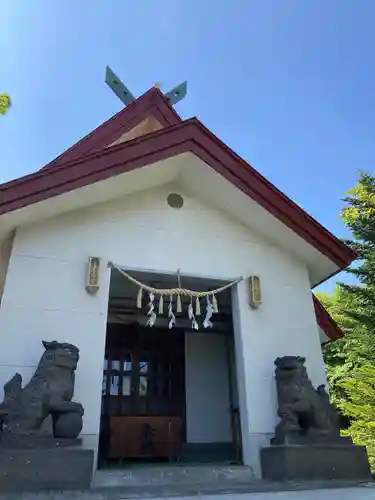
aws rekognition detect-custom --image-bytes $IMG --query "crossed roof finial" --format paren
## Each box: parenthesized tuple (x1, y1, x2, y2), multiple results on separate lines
(105, 66, 187, 107)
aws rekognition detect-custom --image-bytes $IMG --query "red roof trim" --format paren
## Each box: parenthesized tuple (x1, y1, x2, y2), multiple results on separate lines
(313, 295, 343, 341)
(0, 118, 356, 272)
(41, 87, 181, 170)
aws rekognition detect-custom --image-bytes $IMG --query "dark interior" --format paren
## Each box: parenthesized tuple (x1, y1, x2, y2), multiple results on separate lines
(98, 268, 241, 468)
(99, 324, 186, 466)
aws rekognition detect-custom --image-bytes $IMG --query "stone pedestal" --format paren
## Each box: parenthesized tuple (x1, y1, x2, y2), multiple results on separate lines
(0, 447, 94, 492)
(0, 340, 93, 491)
(261, 443, 371, 481)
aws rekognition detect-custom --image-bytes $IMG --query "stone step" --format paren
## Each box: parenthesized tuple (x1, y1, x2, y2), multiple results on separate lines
(0, 478, 374, 500)
(91, 465, 256, 488)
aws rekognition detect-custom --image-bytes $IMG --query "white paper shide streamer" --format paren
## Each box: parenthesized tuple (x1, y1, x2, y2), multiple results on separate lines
(168, 295, 176, 329)
(188, 301, 199, 330)
(146, 292, 157, 327)
(203, 295, 213, 329)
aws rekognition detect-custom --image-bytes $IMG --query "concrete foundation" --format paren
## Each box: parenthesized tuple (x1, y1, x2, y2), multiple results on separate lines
(0, 464, 373, 498)
(261, 444, 371, 481)
(0, 447, 94, 491)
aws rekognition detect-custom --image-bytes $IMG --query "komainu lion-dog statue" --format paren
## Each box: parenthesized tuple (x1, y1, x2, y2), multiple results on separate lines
(272, 356, 342, 444)
(0, 341, 84, 440)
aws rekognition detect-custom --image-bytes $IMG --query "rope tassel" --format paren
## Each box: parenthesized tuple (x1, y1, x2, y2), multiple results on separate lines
(158, 295, 164, 315)
(212, 294, 218, 313)
(177, 294, 182, 313)
(137, 288, 143, 309)
(195, 296, 201, 316)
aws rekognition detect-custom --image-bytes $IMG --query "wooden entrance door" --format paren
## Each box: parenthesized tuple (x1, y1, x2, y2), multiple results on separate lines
(100, 324, 185, 460)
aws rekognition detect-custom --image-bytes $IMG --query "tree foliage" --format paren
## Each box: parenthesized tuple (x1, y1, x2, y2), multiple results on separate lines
(339, 365, 375, 462)
(0, 94, 11, 115)
(319, 172, 375, 468)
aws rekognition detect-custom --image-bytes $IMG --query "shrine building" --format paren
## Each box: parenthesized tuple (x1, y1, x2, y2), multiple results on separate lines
(0, 70, 355, 477)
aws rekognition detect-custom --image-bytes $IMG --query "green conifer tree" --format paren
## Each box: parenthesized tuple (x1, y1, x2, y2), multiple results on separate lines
(339, 364, 375, 467)
(319, 172, 375, 468)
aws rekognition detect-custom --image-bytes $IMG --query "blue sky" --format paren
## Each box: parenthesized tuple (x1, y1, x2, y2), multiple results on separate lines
(1, 1, 374, 292)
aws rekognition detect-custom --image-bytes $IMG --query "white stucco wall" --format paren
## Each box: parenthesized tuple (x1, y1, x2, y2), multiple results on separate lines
(185, 331, 232, 444)
(0, 232, 14, 301)
(0, 184, 327, 476)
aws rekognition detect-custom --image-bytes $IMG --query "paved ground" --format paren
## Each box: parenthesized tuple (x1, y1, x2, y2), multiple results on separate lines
(187, 486, 375, 500)
(1, 484, 375, 500)
(1, 465, 374, 499)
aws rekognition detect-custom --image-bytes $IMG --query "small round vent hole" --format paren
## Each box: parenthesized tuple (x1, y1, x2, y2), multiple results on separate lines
(167, 193, 184, 209)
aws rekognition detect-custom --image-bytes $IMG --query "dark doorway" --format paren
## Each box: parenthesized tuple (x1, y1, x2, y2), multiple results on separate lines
(99, 323, 185, 465)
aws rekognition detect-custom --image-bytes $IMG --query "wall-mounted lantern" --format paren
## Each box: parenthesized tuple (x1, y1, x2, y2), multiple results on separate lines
(86, 257, 101, 295)
(248, 275, 261, 309)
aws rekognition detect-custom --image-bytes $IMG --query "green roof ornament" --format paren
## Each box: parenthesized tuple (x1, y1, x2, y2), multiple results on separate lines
(105, 66, 187, 107)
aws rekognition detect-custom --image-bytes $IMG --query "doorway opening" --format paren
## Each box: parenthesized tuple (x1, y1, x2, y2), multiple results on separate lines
(98, 268, 242, 468)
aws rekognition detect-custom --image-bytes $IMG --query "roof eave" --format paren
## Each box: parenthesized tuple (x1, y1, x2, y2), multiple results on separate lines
(313, 294, 344, 341)
(0, 118, 356, 277)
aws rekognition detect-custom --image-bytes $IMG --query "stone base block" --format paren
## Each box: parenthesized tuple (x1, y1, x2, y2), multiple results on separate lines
(0, 435, 82, 449)
(261, 444, 371, 481)
(0, 447, 94, 491)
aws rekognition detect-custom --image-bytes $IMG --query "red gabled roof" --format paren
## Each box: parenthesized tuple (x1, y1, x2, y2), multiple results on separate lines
(41, 87, 182, 170)
(0, 104, 356, 272)
(0, 86, 352, 342)
(313, 295, 343, 341)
